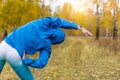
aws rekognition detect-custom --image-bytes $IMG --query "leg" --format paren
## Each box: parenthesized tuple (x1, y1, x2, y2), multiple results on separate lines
(5, 45, 34, 80)
(7, 60, 34, 80)
(0, 41, 7, 74)
(0, 60, 6, 74)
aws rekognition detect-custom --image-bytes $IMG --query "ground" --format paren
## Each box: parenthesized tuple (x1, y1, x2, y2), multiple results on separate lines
(0, 37, 120, 80)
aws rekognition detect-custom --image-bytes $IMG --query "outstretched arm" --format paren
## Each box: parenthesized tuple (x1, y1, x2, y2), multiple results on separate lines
(42, 17, 78, 29)
(42, 17, 93, 36)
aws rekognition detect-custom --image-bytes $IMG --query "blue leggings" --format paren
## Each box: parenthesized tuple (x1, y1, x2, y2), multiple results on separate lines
(0, 41, 34, 80)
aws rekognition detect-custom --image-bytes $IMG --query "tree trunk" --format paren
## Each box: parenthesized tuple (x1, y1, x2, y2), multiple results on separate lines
(96, 1, 100, 40)
(3, 27, 7, 39)
(96, 20, 99, 39)
(113, 0, 119, 40)
(113, 20, 118, 40)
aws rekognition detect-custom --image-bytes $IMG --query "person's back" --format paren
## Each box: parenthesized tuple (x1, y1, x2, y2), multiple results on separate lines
(5, 18, 51, 57)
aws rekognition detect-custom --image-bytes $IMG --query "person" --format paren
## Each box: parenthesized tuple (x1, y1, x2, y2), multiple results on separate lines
(0, 16, 92, 80)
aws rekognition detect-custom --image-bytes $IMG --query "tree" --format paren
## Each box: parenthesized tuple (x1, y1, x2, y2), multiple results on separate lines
(94, 0, 101, 40)
(0, 0, 51, 34)
(100, 0, 113, 36)
(39, 0, 51, 18)
(112, 0, 119, 40)
(58, 3, 74, 21)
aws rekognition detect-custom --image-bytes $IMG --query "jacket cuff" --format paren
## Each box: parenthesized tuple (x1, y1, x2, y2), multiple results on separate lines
(72, 23, 79, 30)
(22, 57, 33, 65)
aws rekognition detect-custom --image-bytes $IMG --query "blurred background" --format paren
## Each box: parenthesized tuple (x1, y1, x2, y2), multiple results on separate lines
(0, 0, 120, 80)
(0, 0, 120, 38)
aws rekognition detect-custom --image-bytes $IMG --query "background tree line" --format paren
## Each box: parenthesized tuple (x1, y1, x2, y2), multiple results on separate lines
(0, 0, 50, 33)
(0, 0, 120, 39)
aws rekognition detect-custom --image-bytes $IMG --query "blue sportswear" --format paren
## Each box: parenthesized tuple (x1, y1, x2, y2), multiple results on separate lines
(5, 17, 78, 68)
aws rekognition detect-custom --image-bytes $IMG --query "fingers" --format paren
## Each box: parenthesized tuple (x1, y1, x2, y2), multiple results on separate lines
(81, 28, 93, 36)
(83, 32, 89, 36)
(79, 27, 93, 36)
(86, 31, 93, 36)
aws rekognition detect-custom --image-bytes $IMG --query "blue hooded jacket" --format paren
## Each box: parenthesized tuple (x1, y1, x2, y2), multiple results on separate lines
(5, 17, 78, 68)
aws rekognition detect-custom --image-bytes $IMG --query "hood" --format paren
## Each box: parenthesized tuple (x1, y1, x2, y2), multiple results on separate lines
(50, 29, 65, 45)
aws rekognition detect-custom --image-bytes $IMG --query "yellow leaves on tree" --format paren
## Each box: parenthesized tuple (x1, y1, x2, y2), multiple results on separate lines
(0, 0, 51, 33)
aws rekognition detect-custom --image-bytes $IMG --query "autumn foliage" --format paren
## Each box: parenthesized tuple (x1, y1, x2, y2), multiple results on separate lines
(0, 0, 120, 37)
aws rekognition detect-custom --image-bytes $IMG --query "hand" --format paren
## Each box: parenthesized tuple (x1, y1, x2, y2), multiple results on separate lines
(22, 53, 26, 60)
(78, 26, 93, 36)
(81, 28, 93, 36)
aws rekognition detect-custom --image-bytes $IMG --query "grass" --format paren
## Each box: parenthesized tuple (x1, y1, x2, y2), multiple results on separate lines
(0, 37, 120, 80)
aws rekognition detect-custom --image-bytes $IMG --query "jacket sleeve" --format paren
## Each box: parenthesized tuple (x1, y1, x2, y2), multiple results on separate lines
(42, 17, 79, 29)
(22, 47, 51, 68)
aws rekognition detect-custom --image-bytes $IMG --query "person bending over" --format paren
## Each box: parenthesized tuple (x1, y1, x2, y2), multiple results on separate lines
(0, 17, 92, 80)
